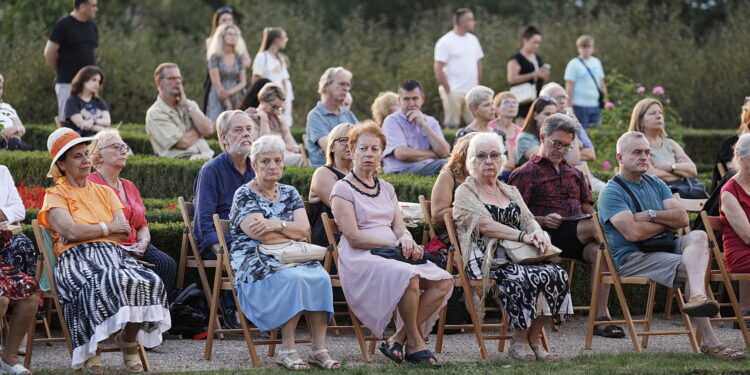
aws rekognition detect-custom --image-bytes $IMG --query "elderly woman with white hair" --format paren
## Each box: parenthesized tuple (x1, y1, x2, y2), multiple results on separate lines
(88, 129, 177, 301)
(720, 133, 750, 324)
(453, 132, 571, 361)
(229, 135, 337, 370)
(454, 86, 506, 144)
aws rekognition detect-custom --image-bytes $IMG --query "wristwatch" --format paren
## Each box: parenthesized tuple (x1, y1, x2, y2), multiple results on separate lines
(277, 221, 287, 232)
(648, 209, 657, 222)
(670, 164, 676, 173)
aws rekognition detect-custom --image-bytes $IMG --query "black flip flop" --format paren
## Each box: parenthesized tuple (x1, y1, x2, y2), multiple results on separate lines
(405, 349, 441, 368)
(594, 317, 625, 338)
(378, 341, 404, 364)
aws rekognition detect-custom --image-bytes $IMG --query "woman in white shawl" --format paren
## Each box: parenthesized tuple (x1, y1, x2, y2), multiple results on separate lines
(453, 132, 571, 361)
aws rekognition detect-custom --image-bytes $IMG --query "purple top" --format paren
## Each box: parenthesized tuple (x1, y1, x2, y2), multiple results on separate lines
(382, 111, 446, 174)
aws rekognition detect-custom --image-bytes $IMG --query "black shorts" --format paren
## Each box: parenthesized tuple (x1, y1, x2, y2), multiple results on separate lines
(548, 220, 586, 261)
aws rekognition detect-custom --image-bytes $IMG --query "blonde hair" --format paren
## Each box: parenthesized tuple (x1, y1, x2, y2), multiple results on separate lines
(628, 98, 667, 138)
(258, 82, 286, 103)
(739, 100, 750, 133)
(492, 91, 516, 108)
(325, 123, 355, 167)
(370, 91, 398, 125)
(91, 129, 124, 167)
(576, 35, 594, 48)
(206, 24, 249, 62)
(442, 132, 477, 179)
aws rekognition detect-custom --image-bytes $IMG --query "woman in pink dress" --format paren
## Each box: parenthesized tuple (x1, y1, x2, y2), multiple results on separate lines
(331, 122, 453, 367)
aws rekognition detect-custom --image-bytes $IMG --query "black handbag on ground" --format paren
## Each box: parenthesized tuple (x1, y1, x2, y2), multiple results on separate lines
(667, 178, 709, 199)
(577, 57, 605, 109)
(612, 176, 676, 253)
(371, 246, 427, 265)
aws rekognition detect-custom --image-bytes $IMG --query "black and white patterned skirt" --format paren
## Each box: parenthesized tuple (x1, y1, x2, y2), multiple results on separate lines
(54, 241, 171, 369)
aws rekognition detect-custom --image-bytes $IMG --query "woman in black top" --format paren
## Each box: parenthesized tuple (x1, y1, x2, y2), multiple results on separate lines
(63, 65, 111, 137)
(506, 26, 550, 120)
(308, 123, 355, 247)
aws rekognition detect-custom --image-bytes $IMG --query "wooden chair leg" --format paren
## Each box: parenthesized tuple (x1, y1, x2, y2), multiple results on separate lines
(350, 311, 372, 363)
(234, 290, 260, 367)
(462, 282, 489, 360)
(584, 261, 603, 350)
(641, 281, 657, 349)
(203, 253, 224, 360)
(498, 310, 509, 352)
(176, 233, 188, 289)
(664, 288, 674, 320)
(23, 316, 35, 369)
(612, 276, 642, 353)
(434, 293, 450, 353)
(268, 329, 278, 357)
(675, 288, 699, 352)
(139, 344, 151, 372)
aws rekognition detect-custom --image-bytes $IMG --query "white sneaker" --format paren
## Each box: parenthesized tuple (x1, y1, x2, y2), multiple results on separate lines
(0, 357, 32, 375)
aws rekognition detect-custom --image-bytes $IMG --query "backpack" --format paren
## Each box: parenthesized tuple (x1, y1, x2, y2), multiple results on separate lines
(168, 283, 209, 339)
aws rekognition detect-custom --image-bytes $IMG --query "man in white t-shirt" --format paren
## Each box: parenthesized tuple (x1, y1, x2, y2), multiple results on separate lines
(434, 8, 484, 128)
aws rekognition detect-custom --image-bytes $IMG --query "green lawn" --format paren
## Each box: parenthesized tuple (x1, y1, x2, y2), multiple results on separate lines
(32, 352, 750, 375)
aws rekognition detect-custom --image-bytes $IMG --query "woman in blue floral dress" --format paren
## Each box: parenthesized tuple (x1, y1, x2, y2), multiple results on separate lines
(229, 135, 338, 370)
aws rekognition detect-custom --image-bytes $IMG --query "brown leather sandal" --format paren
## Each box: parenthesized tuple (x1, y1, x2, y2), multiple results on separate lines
(700, 344, 747, 360)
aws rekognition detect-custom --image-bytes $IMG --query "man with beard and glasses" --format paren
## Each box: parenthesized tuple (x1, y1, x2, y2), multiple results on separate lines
(192, 110, 255, 329)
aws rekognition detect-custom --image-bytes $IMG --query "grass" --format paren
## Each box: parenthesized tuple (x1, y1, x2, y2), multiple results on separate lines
(31, 351, 750, 375)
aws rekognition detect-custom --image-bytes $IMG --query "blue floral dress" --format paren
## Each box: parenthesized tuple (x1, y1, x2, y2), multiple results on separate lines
(229, 183, 333, 331)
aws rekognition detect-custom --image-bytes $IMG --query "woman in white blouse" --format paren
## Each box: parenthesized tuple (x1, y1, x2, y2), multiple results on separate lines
(252, 27, 294, 126)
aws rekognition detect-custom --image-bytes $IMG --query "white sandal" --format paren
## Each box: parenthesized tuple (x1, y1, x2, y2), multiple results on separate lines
(0, 358, 32, 375)
(113, 333, 143, 373)
(308, 348, 340, 370)
(276, 349, 309, 371)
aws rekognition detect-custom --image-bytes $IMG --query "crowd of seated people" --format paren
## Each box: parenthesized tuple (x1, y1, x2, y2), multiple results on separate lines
(4, 3, 750, 374)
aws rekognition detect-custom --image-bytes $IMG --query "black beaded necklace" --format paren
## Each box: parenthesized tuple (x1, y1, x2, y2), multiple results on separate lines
(352, 171, 378, 189)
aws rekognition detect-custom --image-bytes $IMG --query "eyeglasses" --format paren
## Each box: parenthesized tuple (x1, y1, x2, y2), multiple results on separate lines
(217, 6, 234, 14)
(100, 143, 129, 153)
(271, 105, 284, 112)
(475, 152, 503, 161)
(547, 139, 574, 151)
(334, 137, 349, 145)
(500, 99, 518, 106)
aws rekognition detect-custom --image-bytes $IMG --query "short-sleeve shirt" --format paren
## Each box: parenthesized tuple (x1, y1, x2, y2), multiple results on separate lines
(564, 56, 605, 108)
(48, 15, 98, 84)
(38, 179, 124, 257)
(515, 132, 540, 166)
(509, 155, 593, 217)
(88, 173, 147, 246)
(382, 111, 446, 174)
(434, 31, 484, 94)
(597, 174, 673, 269)
(0, 165, 25, 223)
(63, 95, 109, 137)
(0, 102, 19, 129)
(252, 51, 294, 101)
(305, 102, 358, 167)
(145, 96, 214, 159)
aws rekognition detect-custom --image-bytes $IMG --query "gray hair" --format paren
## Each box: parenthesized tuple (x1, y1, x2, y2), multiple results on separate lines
(466, 132, 506, 179)
(91, 129, 124, 167)
(465, 86, 494, 111)
(615, 131, 647, 154)
(734, 133, 750, 168)
(539, 82, 565, 98)
(215, 110, 250, 152)
(250, 135, 286, 163)
(317, 67, 352, 96)
(542, 113, 578, 137)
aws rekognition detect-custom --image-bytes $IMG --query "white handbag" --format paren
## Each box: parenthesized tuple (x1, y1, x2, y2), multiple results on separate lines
(510, 83, 537, 104)
(257, 241, 328, 270)
(500, 239, 562, 265)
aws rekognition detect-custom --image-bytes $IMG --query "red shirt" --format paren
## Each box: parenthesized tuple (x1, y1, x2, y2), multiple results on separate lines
(508, 155, 593, 217)
(88, 172, 147, 245)
(719, 178, 750, 273)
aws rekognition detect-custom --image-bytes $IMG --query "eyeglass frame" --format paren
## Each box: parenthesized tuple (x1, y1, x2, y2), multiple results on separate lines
(98, 143, 130, 153)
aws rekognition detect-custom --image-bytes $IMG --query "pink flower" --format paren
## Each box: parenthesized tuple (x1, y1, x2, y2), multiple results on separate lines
(636, 86, 646, 94)
(652, 86, 665, 95)
(602, 161, 612, 170)
(604, 101, 615, 109)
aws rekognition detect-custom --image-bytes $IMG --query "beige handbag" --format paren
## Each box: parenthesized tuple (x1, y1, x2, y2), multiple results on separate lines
(257, 241, 328, 270)
(510, 56, 539, 104)
(500, 239, 562, 265)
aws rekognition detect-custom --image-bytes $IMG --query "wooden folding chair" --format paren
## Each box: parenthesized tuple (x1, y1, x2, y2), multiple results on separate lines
(418, 195, 437, 246)
(434, 213, 550, 360)
(700, 212, 750, 347)
(30, 220, 151, 371)
(575, 161, 594, 190)
(204, 214, 310, 365)
(320, 213, 380, 362)
(585, 213, 699, 353)
(300, 135, 311, 167)
(664, 193, 708, 319)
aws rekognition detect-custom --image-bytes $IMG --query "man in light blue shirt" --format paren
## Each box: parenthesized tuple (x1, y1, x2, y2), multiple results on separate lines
(598, 131, 745, 359)
(564, 35, 607, 129)
(382, 80, 450, 175)
(305, 67, 358, 167)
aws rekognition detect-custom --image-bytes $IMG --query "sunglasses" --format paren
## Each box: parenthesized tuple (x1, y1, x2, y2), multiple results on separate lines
(475, 152, 503, 161)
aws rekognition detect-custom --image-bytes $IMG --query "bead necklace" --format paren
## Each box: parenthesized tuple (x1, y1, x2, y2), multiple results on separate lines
(352, 170, 378, 189)
(253, 179, 279, 201)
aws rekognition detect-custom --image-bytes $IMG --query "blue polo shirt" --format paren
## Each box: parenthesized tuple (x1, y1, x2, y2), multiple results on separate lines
(193, 152, 255, 256)
(597, 173, 673, 270)
(305, 102, 358, 167)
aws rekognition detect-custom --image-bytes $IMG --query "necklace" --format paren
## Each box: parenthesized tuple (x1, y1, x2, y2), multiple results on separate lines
(352, 170, 378, 189)
(98, 171, 121, 191)
(253, 179, 279, 201)
(475, 180, 500, 203)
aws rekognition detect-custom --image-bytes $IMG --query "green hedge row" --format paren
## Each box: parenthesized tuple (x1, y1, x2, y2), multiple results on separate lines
(2, 150, 438, 202)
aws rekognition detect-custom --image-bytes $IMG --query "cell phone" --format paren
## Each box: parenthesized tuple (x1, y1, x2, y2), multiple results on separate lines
(542, 63, 551, 70)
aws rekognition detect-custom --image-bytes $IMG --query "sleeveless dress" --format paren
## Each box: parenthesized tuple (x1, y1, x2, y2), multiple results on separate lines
(720, 178, 750, 273)
(465, 202, 570, 330)
(309, 166, 346, 247)
(206, 53, 245, 121)
(510, 52, 544, 119)
(331, 179, 453, 337)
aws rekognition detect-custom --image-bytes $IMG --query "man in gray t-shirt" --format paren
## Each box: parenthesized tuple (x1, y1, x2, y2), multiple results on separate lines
(305, 67, 358, 167)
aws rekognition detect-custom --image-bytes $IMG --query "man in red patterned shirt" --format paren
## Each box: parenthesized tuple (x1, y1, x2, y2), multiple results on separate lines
(509, 113, 622, 338)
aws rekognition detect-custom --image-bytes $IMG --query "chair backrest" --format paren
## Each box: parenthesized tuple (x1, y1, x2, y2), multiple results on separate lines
(673, 193, 707, 235)
(300, 135, 310, 167)
(575, 161, 593, 189)
(700, 211, 723, 254)
(443, 213, 466, 273)
(418, 195, 437, 242)
(211, 214, 235, 279)
(31, 219, 56, 292)
(178, 196, 202, 251)
(590, 212, 620, 277)
(320, 212, 340, 271)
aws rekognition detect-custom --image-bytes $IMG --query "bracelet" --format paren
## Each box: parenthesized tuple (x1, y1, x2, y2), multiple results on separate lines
(517, 230, 526, 242)
(99, 222, 109, 237)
